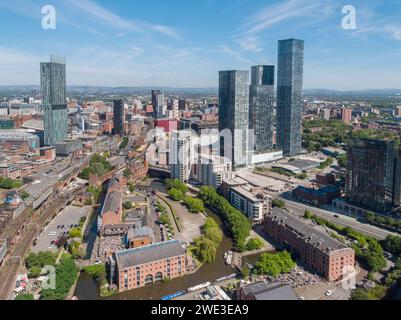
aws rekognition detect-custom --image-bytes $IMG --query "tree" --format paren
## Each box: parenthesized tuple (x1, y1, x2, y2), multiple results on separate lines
(246, 238, 263, 251)
(123, 201, 133, 210)
(203, 217, 223, 246)
(68, 228, 82, 239)
(255, 251, 295, 277)
(272, 198, 286, 209)
(193, 237, 217, 263)
(199, 186, 251, 251)
(382, 235, 401, 255)
(183, 196, 204, 213)
(168, 188, 184, 201)
(165, 179, 188, 194)
(123, 169, 131, 178)
(304, 210, 313, 219)
(29, 266, 42, 278)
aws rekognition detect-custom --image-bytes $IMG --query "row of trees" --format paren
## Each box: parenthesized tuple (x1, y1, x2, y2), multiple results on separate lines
(304, 211, 386, 272)
(198, 186, 251, 251)
(192, 217, 223, 264)
(79, 154, 113, 180)
(365, 211, 401, 233)
(166, 179, 204, 213)
(25, 251, 57, 278)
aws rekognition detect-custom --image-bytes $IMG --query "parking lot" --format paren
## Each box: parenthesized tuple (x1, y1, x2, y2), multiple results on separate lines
(32, 206, 89, 253)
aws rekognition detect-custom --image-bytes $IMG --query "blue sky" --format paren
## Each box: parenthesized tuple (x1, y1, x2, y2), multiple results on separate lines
(1, 0, 401, 90)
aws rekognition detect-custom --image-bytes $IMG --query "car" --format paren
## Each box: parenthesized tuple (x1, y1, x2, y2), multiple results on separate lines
(94, 260, 102, 265)
(325, 290, 333, 296)
(299, 296, 305, 300)
(334, 215, 339, 218)
(70, 224, 74, 228)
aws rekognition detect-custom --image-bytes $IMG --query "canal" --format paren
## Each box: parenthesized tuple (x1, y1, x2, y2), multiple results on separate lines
(74, 179, 242, 300)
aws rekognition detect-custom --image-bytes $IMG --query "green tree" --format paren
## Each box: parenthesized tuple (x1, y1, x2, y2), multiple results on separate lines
(193, 237, 217, 263)
(68, 228, 82, 239)
(168, 188, 184, 201)
(272, 198, 286, 209)
(382, 235, 401, 255)
(246, 238, 264, 251)
(123, 201, 133, 210)
(255, 251, 295, 277)
(165, 179, 188, 194)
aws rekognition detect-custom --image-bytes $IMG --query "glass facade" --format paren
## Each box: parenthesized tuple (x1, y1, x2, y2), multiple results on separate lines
(249, 65, 275, 153)
(346, 138, 401, 213)
(113, 99, 124, 135)
(277, 39, 304, 157)
(41, 55, 67, 146)
(218, 70, 249, 168)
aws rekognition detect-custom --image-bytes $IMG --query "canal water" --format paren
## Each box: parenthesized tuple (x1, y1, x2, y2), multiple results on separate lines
(74, 180, 240, 300)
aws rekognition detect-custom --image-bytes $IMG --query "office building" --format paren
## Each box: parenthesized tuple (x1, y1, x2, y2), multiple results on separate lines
(152, 90, 164, 119)
(111, 240, 186, 292)
(276, 39, 304, 156)
(41, 55, 68, 146)
(249, 65, 275, 152)
(170, 130, 194, 182)
(219, 70, 249, 168)
(265, 208, 355, 281)
(113, 100, 124, 135)
(346, 138, 401, 213)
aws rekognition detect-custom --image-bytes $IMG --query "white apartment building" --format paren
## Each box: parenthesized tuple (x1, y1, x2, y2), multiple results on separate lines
(197, 154, 235, 188)
(170, 130, 194, 182)
(230, 186, 271, 224)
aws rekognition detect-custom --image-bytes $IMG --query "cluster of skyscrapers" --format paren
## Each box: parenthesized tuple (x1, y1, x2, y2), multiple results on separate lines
(218, 39, 304, 168)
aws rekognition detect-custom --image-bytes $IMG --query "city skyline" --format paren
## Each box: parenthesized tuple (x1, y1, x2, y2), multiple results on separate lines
(1, 0, 401, 90)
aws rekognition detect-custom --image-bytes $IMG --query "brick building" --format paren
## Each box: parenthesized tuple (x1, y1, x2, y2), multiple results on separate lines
(265, 208, 355, 281)
(110, 240, 186, 292)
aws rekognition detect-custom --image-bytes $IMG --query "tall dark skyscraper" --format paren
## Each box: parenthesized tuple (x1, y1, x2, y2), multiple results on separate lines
(249, 65, 275, 153)
(346, 138, 401, 213)
(178, 99, 186, 111)
(41, 55, 67, 146)
(113, 99, 124, 135)
(218, 70, 249, 168)
(277, 39, 304, 156)
(151, 89, 164, 119)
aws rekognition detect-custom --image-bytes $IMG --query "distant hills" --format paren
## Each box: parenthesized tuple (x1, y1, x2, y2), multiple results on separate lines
(1, 85, 400, 97)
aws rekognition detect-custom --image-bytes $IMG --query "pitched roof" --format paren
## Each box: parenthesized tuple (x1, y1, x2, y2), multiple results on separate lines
(115, 240, 184, 269)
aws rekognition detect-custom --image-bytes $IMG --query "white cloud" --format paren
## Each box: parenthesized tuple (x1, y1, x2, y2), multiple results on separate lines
(235, 36, 262, 53)
(383, 24, 401, 41)
(219, 45, 250, 64)
(66, 0, 180, 39)
(240, 0, 330, 35)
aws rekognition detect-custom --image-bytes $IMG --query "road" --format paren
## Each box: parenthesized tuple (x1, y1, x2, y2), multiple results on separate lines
(281, 198, 395, 240)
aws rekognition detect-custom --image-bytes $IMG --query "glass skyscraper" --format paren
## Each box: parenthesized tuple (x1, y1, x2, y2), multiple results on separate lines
(277, 39, 304, 156)
(249, 65, 275, 153)
(41, 55, 67, 146)
(346, 138, 401, 213)
(218, 70, 249, 168)
(113, 99, 124, 135)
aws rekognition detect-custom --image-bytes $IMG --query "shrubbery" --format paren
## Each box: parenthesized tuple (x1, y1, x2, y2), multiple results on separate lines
(199, 186, 251, 251)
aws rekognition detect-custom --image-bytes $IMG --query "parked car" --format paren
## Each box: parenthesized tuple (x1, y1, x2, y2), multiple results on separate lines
(325, 290, 333, 296)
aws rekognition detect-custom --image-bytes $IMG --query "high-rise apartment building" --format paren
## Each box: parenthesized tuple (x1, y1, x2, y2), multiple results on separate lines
(340, 108, 352, 124)
(218, 70, 249, 168)
(41, 55, 67, 146)
(277, 39, 304, 157)
(249, 65, 275, 153)
(170, 130, 194, 182)
(113, 99, 124, 135)
(151, 90, 165, 119)
(346, 138, 401, 213)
